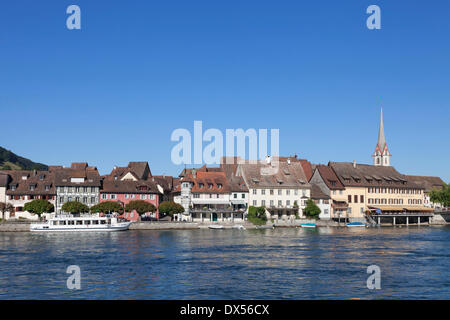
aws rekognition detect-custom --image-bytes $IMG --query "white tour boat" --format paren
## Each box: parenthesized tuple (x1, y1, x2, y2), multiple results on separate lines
(30, 214, 132, 232)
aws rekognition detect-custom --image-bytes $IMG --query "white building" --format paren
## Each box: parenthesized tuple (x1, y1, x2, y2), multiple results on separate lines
(236, 156, 311, 221)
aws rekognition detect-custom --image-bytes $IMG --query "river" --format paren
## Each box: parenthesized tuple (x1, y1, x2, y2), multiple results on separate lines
(1, 226, 450, 299)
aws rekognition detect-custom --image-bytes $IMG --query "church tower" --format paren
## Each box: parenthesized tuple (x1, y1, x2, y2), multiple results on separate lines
(372, 99, 391, 166)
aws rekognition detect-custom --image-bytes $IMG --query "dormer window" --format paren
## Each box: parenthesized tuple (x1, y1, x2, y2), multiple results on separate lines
(45, 185, 50, 191)
(217, 184, 222, 189)
(11, 185, 16, 191)
(30, 185, 35, 191)
(22, 175, 28, 180)
(199, 183, 204, 188)
(208, 184, 213, 189)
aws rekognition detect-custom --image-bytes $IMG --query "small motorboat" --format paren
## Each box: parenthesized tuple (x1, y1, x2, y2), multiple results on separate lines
(300, 223, 316, 228)
(346, 222, 367, 228)
(232, 225, 246, 230)
(208, 225, 224, 229)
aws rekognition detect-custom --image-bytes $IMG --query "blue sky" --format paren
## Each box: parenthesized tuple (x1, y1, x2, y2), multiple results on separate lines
(0, 0, 449, 181)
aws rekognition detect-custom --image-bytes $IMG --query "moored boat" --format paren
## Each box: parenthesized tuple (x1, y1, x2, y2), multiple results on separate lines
(301, 223, 316, 228)
(208, 225, 224, 229)
(30, 214, 132, 232)
(232, 225, 246, 230)
(346, 222, 367, 228)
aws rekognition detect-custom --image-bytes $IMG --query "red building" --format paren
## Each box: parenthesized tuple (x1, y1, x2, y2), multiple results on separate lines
(100, 162, 162, 221)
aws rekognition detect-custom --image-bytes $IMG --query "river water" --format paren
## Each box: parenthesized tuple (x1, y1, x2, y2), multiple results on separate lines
(1, 226, 450, 299)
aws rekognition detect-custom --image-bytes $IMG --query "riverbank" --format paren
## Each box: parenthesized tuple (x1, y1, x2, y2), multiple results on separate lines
(0, 216, 447, 232)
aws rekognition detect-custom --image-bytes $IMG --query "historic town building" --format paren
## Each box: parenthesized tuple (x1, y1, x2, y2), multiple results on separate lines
(54, 163, 101, 214)
(173, 167, 245, 222)
(236, 156, 311, 220)
(2, 170, 56, 219)
(101, 162, 161, 220)
(310, 184, 331, 220)
(405, 175, 446, 209)
(309, 164, 348, 221)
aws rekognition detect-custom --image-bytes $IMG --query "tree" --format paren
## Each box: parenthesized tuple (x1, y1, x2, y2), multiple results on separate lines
(0, 202, 14, 222)
(125, 200, 157, 215)
(430, 183, 450, 207)
(303, 199, 321, 219)
(90, 201, 124, 214)
(157, 201, 184, 217)
(61, 201, 90, 214)
(247, 206, 267, 225)
(23, 199, 54, 220)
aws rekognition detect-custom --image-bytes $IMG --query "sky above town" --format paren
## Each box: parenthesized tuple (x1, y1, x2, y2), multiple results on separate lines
(0, 1, 449, 181)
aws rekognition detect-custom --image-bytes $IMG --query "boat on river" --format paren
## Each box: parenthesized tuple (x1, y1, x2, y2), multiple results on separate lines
(208, 225, 224, 229)
(300, 223, 317, 228)
(30, 214, 132, 232)
(346, 222, 367, 228)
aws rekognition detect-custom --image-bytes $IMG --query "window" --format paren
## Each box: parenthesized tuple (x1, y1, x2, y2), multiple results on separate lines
(91, 197, 95, 203)
(253, 189, 257, 195)
(111, 194, 117, 200)
(102, 194, 107, 200)
(234, 194, 237, 199)
(332, 190, 336, 195)
(354, 195, 358, 203)
(140, 195, 147, 200)
(270, 189, 274, 195)
(208, 184, 213, 189)
(348, 195, 352, 203)
(261, 189, 265, 195)
(278, 189, 282, 196)
(194, 193, 200, 198)
(253, 200, 257, 206)
(217, 184, 222, 189)
(125, 194, 129, 199)
(199, 183, 204, 188)
(241, 193, 245, 199)
(286, 200, 290, 207)
(360, 195, 364, 203)
(286, 190, 290, 196)
(261, 200, 265, 206)
(295, 189, 298, 195)
(278, 200, 282, 207)
(270, 200, 274, 207)
(324, 209, 329, 215)
(83, 197, 87, 203)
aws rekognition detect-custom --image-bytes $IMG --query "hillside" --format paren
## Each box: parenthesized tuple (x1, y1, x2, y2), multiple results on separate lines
(0, 146, 48, 171)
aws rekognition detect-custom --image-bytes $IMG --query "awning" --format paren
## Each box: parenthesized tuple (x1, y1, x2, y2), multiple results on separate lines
(368, 205, 404, 212)
(403, 206, 434, 212)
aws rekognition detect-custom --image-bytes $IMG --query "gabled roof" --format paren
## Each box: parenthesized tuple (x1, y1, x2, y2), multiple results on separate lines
(101, 179, 161, 194)
(310, 184, 330, 199)
(314, 165, 345, 190)
(238, 158, 310, 189)
(329, 162, 422, 189)
(404, 175, 446, 193)
(174, 171, 231, 194)
(3, 170, 56, 195)
(53, 163, 101, 187)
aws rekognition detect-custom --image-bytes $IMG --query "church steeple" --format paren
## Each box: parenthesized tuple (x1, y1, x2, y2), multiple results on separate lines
(373, 98, 391, 166)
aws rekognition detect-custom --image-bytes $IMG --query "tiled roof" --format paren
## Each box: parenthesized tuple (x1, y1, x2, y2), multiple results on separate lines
(315, 165, 345, 190)
(238, 158, 311, 189)
(3, 170, 56, 195)
(404, 175, 446, 192)
(54, 163, 101, 187)
(329, 162, 423, 189)
(310, 184, 330, 199)
(174, 171, 231, 193)
(106, 162, 151, 181)
(0, 172, 9, 188)
(101, 180, 161, 194)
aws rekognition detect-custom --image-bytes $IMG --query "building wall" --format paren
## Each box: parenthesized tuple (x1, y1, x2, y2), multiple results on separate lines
(0, 187, 6, 204)
(248, 187, 311, 216)
(56, 186, 99, 213)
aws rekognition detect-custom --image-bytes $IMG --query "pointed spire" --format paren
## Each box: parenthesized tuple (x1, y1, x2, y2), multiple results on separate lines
(377, 97, 386, 153)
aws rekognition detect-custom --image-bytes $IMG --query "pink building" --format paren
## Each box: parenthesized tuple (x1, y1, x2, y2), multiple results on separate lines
(100, 162, 162, 221)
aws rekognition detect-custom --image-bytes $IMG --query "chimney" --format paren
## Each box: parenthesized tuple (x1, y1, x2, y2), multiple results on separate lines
(287, 158, 291, 165)
(353, 160, 357, 168)
(265, 155, 271, 164)
(192, 169, 197, 179)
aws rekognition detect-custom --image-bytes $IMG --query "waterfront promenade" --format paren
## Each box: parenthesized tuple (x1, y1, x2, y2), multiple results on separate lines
(1, 215, 448, 232)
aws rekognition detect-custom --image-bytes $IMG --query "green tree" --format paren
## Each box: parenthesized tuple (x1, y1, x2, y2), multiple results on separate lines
(157, 201, 184, 217)
(61, 201, 90, 214)
(247, 206, 267, 225)
(303, 199, 321, 219)
(90, 201, 124, 214)
(23, 199, 54, 220)
(0, 202, 14, 222)
(125, 200, 157, 215)
(430, 183, 450, 207)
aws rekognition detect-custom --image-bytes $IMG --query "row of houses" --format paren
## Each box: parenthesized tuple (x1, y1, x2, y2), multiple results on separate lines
(0, 156, 445, 223)
(0, 106, 446, 223)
